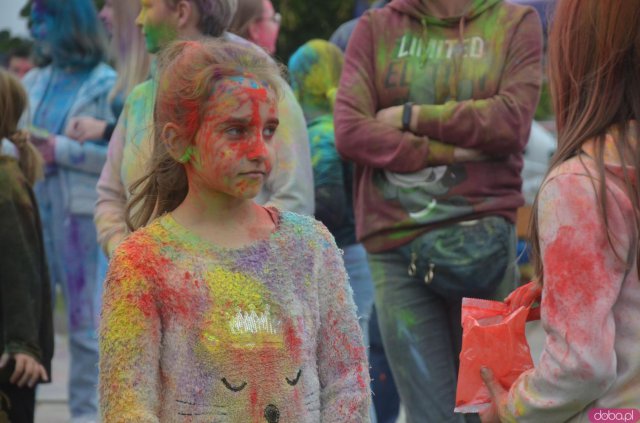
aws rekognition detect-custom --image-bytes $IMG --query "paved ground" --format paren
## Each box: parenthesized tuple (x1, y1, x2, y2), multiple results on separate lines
(34, 310, 544, 423)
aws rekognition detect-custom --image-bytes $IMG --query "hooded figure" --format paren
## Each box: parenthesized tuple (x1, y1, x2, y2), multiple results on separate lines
(334, 0, 543, 421)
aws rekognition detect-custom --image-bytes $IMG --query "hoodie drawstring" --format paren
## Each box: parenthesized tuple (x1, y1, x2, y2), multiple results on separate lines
(420, 13, 467, 99)
(419, 18, 429, 68)
(450, 15, 467, 99)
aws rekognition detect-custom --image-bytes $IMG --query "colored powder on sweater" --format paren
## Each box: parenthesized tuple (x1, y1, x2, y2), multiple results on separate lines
(99, 209, 370, 422)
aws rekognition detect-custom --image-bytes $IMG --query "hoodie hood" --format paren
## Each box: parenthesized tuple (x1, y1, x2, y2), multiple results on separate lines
(389, 0, 502, 25)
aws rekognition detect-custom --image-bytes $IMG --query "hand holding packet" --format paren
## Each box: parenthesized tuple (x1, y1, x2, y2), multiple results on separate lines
(455, 297, 538, 413)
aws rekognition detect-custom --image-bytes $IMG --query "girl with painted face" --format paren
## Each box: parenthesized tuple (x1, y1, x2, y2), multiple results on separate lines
(0, 69, 53, 423)
(99, 39, 370, 422)
(228, 0, 281, 55)
(23, 1, 116, 421)
(479, 0, 640, 421)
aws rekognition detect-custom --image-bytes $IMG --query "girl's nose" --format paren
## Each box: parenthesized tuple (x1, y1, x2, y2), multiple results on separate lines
(247, 137, 269, 161)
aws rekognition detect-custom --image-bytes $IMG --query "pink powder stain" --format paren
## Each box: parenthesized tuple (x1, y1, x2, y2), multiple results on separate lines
(249, 386, 261, 422)
(543, 225, 616, 371)
(284, 320, 303, 361)
(324, 310, 366, 378)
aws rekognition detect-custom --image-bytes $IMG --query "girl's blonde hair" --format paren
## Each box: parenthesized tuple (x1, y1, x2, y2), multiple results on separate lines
(0, 69, 43, 185)
(126, 39, 283, 231)
(108, 0, 151, 104)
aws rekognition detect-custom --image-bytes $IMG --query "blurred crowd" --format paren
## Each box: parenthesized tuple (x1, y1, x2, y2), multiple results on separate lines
(2, 0, 639, 422)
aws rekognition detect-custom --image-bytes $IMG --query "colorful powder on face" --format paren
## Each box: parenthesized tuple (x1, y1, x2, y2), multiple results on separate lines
(184, 78, 277, 197)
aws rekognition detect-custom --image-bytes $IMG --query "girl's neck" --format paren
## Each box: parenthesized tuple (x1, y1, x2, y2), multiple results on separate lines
(176, 187, 252, 224)
(171, 188, 275, 249)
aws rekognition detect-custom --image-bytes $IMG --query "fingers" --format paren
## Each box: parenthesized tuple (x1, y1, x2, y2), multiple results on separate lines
(65, 118, 82, 139)
(10, 354, 25, 385)
(17, 357, 34, 388)
(9, 355, 47, 387)
(0, 353, 9, 368)
(27, 363, 45, 388)
(479, 403, 500, 423)
(481, 367, 506, 400)
(39, 364, 49, 383)
(505, 281, 541, 310)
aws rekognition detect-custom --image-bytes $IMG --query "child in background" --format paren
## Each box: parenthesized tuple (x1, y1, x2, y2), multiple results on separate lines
(99, 39, 370, 422)
(0, 69, 53, 423)
(481, 0, 640, 420)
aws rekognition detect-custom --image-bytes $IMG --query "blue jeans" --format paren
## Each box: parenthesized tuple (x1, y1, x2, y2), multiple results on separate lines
(343, 244, 375, 348)
(343, 243, 377, 423)
(36, 176, 99, 420)
(367, 218, 517, 423)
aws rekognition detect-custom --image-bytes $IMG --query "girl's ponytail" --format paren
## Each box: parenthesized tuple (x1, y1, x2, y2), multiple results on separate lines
(125, 135, 188, 232)
(7, 129, 44, 186)
(0, 69, 44, 186)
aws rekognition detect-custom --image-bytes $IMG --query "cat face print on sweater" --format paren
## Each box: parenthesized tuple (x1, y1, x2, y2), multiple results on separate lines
(176, 268, 317, 422)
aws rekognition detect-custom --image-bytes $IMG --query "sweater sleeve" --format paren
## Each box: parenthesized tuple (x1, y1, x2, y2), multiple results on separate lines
(334, 13, 456, 173)
(413, 11, 543, 156)
(314, 224, 370, 422)
(99, 243, 161, 422)
(54, 134, 108, 175)
(258, 81, 315, 215)
(95, 117, 128, 257)
(0, 197, 41, 360)
(504, 173, 627, 421)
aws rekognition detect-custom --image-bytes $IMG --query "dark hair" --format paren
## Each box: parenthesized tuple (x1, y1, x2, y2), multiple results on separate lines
(126, 39, 282, 230)
(530, 0, 640, 283)
(31, 0, 108, 68)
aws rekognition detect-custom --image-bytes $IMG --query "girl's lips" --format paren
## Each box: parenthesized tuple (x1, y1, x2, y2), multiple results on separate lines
(239, 171, 266, 178)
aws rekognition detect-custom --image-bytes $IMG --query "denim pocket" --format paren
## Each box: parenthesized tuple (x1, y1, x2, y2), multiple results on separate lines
(411, 216, 511, 299)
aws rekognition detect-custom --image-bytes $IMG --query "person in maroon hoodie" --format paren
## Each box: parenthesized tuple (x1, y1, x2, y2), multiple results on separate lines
(334, 0, 542, 422)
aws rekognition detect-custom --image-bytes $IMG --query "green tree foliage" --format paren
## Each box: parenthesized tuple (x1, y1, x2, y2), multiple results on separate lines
(272, 0, 356, 64)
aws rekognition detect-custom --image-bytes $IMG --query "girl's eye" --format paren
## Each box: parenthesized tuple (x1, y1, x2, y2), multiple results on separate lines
(225, 127, 246, 137)
(263, 126, 277, 139)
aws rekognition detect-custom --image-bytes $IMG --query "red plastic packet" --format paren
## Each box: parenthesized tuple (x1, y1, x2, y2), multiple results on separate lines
(455, 298, 536, 413)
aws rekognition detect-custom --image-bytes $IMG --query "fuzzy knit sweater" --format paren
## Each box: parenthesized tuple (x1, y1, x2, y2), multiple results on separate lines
(504, 147, 640, 420)
(99, 210, 370, 422)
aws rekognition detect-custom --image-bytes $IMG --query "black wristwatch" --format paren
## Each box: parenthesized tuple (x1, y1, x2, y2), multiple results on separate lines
(402, 102, 414, 131)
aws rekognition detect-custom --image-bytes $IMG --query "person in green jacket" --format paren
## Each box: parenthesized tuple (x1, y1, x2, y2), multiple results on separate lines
(0, 69, 54, 423)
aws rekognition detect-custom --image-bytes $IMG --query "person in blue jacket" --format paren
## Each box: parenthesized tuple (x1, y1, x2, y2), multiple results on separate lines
(23, 0, 116, 421)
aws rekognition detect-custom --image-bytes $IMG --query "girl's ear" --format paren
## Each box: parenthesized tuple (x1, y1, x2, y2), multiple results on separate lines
(247, 19, 261, 44)
(162, 123, 190, 162)
(175, 0, 195, 30)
